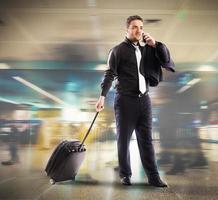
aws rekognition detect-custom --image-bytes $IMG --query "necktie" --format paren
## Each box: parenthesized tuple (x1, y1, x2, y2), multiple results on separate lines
(135, 46, 146, 94)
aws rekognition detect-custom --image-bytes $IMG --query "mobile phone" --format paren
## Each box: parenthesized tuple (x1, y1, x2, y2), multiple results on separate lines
(142, 33, 146, 43)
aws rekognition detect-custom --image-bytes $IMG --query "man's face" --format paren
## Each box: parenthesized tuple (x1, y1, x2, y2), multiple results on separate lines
(126, 19, 144, 42)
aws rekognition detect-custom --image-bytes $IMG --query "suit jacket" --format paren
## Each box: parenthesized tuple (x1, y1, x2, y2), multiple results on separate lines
(100, 37, 175, 97)
(139, 41, 175, 87)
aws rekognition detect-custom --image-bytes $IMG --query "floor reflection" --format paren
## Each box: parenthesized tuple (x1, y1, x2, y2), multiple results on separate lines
(0, 133, 218, 199)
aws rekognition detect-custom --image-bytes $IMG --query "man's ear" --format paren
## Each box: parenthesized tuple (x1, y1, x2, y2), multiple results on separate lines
(125, 28, 128, 36)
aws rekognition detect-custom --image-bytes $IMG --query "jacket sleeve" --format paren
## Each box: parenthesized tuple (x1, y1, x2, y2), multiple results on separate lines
(100, 48, 118, 97)
(155, 42, 175, 72)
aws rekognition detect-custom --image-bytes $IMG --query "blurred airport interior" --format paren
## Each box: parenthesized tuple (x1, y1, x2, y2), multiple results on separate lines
(0, 0, 218, 199)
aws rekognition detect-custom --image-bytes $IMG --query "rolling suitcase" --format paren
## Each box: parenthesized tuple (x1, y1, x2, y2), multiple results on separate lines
(45, 112, 99, 184)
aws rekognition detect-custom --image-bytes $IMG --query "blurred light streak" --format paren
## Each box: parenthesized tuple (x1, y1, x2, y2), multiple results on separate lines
(62, 107, 89, 122)
(13, 76, 69, 106)
(95, 64, 107, 71)
(0, 63, 10, 69)
(198, 65, 216, 72)
(176, 78, 201, 93)
(0, 97, 18, 104)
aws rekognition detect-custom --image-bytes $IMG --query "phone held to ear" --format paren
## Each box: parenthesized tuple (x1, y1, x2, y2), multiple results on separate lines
(142, 33, 146, 43)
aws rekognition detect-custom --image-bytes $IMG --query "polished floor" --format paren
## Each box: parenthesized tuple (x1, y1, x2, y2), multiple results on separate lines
(0, 139, 218, 200)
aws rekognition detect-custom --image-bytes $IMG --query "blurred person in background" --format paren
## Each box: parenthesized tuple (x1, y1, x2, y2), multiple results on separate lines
(96, 15, 175, 186)
(1, 124, 20, 165)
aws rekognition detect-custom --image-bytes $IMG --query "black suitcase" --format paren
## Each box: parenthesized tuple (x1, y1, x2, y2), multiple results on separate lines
(45, 112, 99, 184)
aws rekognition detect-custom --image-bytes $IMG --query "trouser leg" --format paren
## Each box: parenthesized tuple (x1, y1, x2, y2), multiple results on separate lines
(135, 95, 159, 177)
(9, 142, 18, 161)
(114, 94, 138, 178)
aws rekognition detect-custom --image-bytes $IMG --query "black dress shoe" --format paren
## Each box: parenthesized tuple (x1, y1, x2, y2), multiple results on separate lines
(120, 176, 132, 185)
(148, 175, 168, 187)
(1, 160, 16, 165)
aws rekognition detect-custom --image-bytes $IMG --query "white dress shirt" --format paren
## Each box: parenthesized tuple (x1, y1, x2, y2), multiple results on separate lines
(133, 44, 146, 94)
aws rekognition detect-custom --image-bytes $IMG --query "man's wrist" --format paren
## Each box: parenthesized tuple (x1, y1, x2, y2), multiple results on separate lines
(151, 41, 157, 48)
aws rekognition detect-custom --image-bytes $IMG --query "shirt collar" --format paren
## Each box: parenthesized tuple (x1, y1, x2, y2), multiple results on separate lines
(124, 37, 141, 48)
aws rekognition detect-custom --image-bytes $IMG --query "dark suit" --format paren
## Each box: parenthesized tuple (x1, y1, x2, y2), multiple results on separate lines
(101, 37, 175, 178)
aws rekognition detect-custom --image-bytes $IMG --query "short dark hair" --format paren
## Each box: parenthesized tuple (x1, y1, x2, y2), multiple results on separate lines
(126, 15, 143, 28)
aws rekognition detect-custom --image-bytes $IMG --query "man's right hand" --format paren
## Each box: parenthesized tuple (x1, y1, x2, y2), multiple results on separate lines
(95, 96, 105, 112)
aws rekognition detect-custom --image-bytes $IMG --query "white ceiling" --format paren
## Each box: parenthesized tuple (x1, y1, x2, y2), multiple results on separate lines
(0, 0, 218, 63)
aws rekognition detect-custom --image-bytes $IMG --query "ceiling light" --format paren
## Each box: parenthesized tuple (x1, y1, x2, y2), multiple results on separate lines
(176, 85, 191, 93)
(13, 76, 69, 106)
(0, 97, 18, 104)
(187, 78, 201, 85)
(0, 63, 10, 69)
(198, 65, 216, 72)
(176, 78, 201, 93)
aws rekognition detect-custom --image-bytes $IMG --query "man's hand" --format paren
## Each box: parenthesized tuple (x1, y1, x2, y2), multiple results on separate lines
(95, 96, 105, 112)
(143, 33, 156, 48)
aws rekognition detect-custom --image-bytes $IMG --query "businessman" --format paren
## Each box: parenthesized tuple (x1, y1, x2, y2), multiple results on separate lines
(96, 15, 174, 186)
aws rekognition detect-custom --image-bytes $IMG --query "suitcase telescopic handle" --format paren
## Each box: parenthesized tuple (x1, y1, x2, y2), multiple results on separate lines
(79, 112, 99, 149)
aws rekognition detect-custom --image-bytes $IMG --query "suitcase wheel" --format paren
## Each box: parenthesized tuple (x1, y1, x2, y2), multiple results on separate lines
(50, 179, 55, 185)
